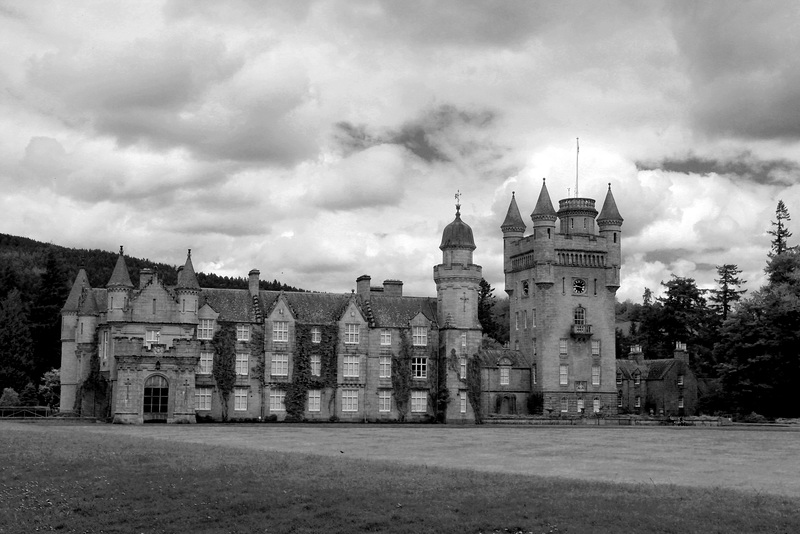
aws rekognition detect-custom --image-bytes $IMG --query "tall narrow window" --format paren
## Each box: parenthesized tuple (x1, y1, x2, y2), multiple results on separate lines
(677, 374, 684, 387)
(379, 356, 391, 378)
(500, 367, 510, 385)
(515, 312, 519, 331)
(460, 358, 467, 379)
(199, 351, 213, 374)
(461, 332, 467, 349)
(412, 326, 427, 346)
(523, 310, 528, 329)
(635, 396, 641, 408)
(678, 396, 685, 409)
(198, 319, 214, 340)
(591, 365, 600, 386)
(152, 299, 157, 315)
(560, 397, 568, 412)
(559, 364, 569, 385)
(591, 339, 601, 357)
(311, 327, 321, 344)
(593, 397, 600, 413)
(559, 339, 568, 356)
(574, 307, 585, 325)
(532, 309, 536, 328)
(378, 390, 391, 413)
(310, 354, 321, 376)
(236, 353, 249, 376)
(460, 396, 467, 414)
(308, 390, 321, 412)
(577, 398, 584, 412)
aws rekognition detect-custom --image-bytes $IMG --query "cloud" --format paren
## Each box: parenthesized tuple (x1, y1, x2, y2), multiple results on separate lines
(636, 152, 800, 186)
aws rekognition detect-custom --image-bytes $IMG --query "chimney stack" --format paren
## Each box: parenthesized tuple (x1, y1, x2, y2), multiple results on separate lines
(383, 279, 403, 297)
(674, 341, 689, 364)
(629, 344, 644, 364)
(249, 269, 260, 296)
(140, 268, 153, 288)
(356, 275, 371, 299)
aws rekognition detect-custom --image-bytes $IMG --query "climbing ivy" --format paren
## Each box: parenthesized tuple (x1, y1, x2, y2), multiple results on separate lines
(212, 323, 236, 422)
(466, 355, 483, 424)
(249, 325, 266, 417)
(391, 328, 412, 422)
(73, 339, 108, 418)
(428, 345, 450, 423)
(284, 324, 339, 420)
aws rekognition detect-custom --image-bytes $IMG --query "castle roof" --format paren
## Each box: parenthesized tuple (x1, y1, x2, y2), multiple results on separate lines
(440, 205, 476, 250)
(616, 359, 683, 380)
(176, 249, 200, 290)
(500, 192, 526, 233)
(364, 295, 438, 328)
(107, 247, 133, 289)
(78, 287, 99, 316)
(63, 268, 91, 313)
(597, 184, 624, 224)
(200, 288, 258, 323)
(261, 291, 351, 324)
(531, 179, 557, 220)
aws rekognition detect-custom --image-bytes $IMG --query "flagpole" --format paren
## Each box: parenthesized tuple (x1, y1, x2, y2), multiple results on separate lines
(575, 137, 579, 198)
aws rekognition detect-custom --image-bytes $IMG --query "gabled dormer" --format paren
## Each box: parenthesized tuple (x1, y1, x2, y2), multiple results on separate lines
(340, 296, 368, 351)
(267, 293, 297, 351)
(197, 303, 220, 342)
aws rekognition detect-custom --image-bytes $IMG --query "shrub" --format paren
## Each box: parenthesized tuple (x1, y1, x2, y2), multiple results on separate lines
(742, 412, 768, 424)
(0, 388, 20, 406)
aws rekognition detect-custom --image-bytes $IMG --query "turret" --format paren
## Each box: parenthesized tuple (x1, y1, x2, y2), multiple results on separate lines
(60, 267, 92, 413)
(531, 178, 557, 241)
(106, 246, 133, 320)
(501, 192, 526, 275)
(176, 249, 200, 321)
(439, 202, 477, 267)
(556, 197, 598, 236)
(597, 184, 623, 288)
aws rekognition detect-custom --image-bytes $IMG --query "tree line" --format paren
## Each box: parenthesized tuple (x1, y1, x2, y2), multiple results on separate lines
(616, 200, 798, 418)
(0, 234, 303, 407)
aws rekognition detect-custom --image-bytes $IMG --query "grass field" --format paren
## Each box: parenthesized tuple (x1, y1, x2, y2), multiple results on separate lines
(2, 421, 799, 533)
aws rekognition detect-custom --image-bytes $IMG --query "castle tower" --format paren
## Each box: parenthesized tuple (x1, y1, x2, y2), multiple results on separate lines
(106, 246, 133, 322)
(433, 196, 482, 421)
(59, 268, 91, 412)
(503, 182, 622, 415)
(175, 249, 200, 323)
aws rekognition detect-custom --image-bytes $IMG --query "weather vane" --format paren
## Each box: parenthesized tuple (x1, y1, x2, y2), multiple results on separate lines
(455, 189, 461, 214)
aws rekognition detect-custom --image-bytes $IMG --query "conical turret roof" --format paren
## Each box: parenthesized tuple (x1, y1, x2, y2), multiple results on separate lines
(176, 249, 200, 290)
(107, 246, 133, 288)
(531, 179, 557, 220)
(597, 183, 624, 224)
(78, 288, 99, 315)
(62, 268, 91, 313)
(501, 192, 526, 233)
(440, 205, 476, 250)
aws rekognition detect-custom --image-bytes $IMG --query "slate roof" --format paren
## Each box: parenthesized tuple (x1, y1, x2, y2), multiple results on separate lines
(597, 184, 624, 223)
(107, 248, 133, 288)
(200, 288, 257, 323)
(77, 288, 99, 316)
(500, 192, 526, 232)
(63, 268, 91, 313)
(260, 291, 351, 324)
(363, 295, 438, 328)
(477, 349, 532, 368)
(617, 359, 678, 380)
(176, 250, 200, 290)
(440, 207, 476, 250)
(531, 179, 557, 220)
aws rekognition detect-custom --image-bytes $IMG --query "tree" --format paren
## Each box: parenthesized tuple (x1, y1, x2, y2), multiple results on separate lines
(19, 382, 39, 406)
(478, 279, 500, 341)
(30, 250, 71, 379)
(709, 264, 746, 320)
(212, 324, 237, 421)
(39, 368, 60, 409)
(0, 388, 20, 406)
(768, 200, 793, 256)
(0, 290, 35, 393)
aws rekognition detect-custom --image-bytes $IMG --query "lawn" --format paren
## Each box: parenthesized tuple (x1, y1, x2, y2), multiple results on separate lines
(1, 421, 799, 533)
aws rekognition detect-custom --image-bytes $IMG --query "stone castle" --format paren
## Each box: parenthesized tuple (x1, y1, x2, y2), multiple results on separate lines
(60, 181, 676, 423)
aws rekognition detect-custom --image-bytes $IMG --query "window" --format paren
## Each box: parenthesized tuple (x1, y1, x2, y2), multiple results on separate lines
(273, 321, 289, 342)
(460, 358, 467, 379)
(236, 324, 250, 342)
(152, 299, 157, 315)
(310, 354, 321, 376)
(378, 390, 391, 413)
(500, 367, 510, 385)
(678, 396, 685, 409)
(234, 387, 248, 411)
(633, 371, 641, 385)
(523, 310, 528, 329)
(559, 364, 569, 385)
(515, 340, 519, 350)
(199, 351, 213, 374)
(635, 396, 641, 408)
(345, 323, 359, 344)
(574, 307, 586, 325)
(343, 355, 359, 377)
(532, 365, 537, 385)
(617, 392, 623, 407)
(144, 329, 160, 349)
(593, 397, 600, 413)
(591, 365, 600, 386)
(461, 332, 467, 349)
(515, 312, 519, 331)
(311, 327, 321, 344)
(559, 339, 568, 356)
(236, 353, 249, 376)
(560, 397, 568, 412)
(195, 387, 211, 411)
(379, 356, 391, 378)
(380, 329, 391, 346)
(342, 389, 358, 412)
(270, 389, 285, 411)
(272, 353, 288, 376)
(102, 331, 109, 362)
(143, 375, 168, 414)
(677, 374, 684, 387)
(577, 398, 584, 412)
(412, 357, 427, 379)
(532, 309, 536, 328)
(522, 280, 529, 297)
(460, 396, 467, 414)
(616, 372, 622, 386)
(412, 326, 427, 346)
(411, 391, 427, 413)
(308, 389, 321, 412)
(591, 339, 600, 357)
(198, 319, 214, 340)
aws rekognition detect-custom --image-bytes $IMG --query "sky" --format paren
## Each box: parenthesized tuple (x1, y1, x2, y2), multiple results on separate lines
(1, 1, 799, 302)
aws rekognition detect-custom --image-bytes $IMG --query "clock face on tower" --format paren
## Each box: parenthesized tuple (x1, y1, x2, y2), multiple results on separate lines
(573, 278, 587, 294)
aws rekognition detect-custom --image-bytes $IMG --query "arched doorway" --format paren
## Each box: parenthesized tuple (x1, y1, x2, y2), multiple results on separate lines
(143, 375, 169, 423)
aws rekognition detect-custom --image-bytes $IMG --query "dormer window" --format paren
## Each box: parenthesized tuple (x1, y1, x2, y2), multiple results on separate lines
(633, 370, 641, 385)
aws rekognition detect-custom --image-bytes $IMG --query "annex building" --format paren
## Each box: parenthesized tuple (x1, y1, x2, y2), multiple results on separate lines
(60, 182, 645, 424)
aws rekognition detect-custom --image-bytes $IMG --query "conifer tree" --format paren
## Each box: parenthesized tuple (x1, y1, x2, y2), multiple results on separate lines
(709, 264, 746, 320)
(768, 200, 792, 256)
(0, 290, 35, 392)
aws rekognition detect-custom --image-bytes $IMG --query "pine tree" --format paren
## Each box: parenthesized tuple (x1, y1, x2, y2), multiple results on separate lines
(477, 278, 499, 341)
(30, 250, 71, 379)
(709, 264, 746, 320)
(768, 200, 793, 256)
(0, 290, 35, 392)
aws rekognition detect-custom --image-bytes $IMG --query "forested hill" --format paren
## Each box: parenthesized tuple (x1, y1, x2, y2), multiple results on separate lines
(0, 233, 305, 293)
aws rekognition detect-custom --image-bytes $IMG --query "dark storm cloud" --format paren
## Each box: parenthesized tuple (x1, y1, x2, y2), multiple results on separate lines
(636, 152, 800, 186)
(668, 2, 800, 140)
(335, 104, 497, 163)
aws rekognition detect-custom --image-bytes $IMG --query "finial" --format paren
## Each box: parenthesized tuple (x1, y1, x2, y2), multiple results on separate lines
(119, 245, 124, 255)
(543, 177, 546, 183)
(455, 189, 461, 215)
(512, 190, 515, 198)
(187, 248, 192, 258)
(608, 182, 612, 190)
